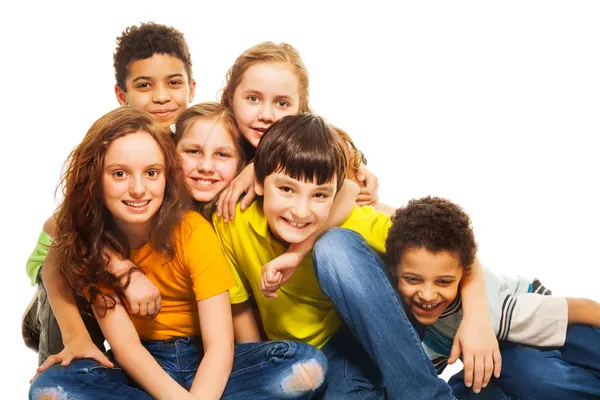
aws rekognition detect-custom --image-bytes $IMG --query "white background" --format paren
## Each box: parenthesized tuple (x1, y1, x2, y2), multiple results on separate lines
(1, 0, 599, 396)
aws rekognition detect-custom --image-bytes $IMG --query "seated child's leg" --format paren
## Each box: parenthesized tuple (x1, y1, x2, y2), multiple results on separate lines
(222, 340, 327, 400)
(318, 327, 385, 399)
(30, 358, 152, 400)
(36, 277, 106, 365)
(559, 324, 600, 376)
(448, 370, 514, 400)
(313, 228, 454, 400)
(486, 339, 600, 400)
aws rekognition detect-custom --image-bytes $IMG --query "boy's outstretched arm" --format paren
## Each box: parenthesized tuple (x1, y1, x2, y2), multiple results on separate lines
(260, 179, 360, 298)
(567, 298, 600, 326)
(450, 258, 502, 394)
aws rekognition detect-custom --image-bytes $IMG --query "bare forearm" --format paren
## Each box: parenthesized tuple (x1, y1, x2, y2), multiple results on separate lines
(460, 259, 491, 320)
(114, 342, 193, 400)
(232, 302, 261, 343)
(567, 297, 600, 326)
(190, 344, 234, 400)
(42, 247, 90, 343)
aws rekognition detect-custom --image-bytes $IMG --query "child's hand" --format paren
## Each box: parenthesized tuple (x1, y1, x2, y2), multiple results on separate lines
(450, 316, 502, 394)
(355, 165, 379, 206)
(217, 163, 257, 222)
(33, 337, 114, 382)
(260, 252, 303, 298)
(123, 270, 162, 319)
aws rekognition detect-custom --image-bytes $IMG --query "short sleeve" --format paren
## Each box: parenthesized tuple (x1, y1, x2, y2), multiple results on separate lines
(181, 214, 235, 301)
(212, 213, 251, 304)
(26, 230, 53, 286)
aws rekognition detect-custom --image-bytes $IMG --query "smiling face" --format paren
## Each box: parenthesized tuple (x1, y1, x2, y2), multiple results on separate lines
(115, 54, 196, 128)
(177, 117, 240, 202)
(256, 172, 336, 245)
(394, 248, 464, 325)
(231, 62, 300, 148)
(102, 132, 166, 238)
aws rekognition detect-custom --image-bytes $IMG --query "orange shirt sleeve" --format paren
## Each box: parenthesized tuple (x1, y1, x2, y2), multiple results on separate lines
(180, 213, 235, 301)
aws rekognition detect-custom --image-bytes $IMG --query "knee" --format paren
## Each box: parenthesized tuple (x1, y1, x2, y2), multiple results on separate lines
(30, 375, 70, 400)
(314, 228, 363, 255)
(280, 357, 327, 395)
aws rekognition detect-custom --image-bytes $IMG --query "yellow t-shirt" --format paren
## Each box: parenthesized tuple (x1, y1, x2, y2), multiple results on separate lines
(130, 211, 234, 340)
(213, 201, 391, 348)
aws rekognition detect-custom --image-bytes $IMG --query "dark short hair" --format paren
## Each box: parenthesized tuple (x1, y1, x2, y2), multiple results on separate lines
(254, 113, 347, 193)
(113, 22, 193, 91)
(386, 196, 477, 273)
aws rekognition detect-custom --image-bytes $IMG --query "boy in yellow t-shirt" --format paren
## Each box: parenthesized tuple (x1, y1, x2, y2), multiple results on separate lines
(213, 113, 456, 399)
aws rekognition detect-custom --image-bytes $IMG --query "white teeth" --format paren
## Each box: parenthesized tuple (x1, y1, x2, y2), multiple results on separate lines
(194, 179, 215, 186)
(417, 303, 439, 310)
(124, 200, 150, 207)
(287, 219, 308, 228)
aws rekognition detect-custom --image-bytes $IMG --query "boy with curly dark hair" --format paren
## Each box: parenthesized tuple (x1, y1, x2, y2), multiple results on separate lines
(113, 22, 196, 128)
(386, 196, 600, 399)
(23, 21, 196, 366)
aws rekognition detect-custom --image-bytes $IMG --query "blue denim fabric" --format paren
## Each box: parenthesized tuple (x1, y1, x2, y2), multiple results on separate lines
(313, 228, 455, 399)
(318, 327, 385, 399)
(449, 324, 600, 399)
(30, 337, 327, 399)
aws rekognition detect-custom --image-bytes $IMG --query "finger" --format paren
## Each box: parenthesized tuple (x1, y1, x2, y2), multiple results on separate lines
(462, 353, 474, 388)
(216, 190, 227, 217)
(228, 186, 244, 220)
(93, 351, 115, 368)
(138, 301, 148, 317)
(471, 354, 484, 393)
(221, 189, 232, 222)
(482, 355, 494, 388)
(240, 187, 257, 211)
(37, 355, 60, 373)
(448, 337, 461, 365)
(61, 354, 74, 367)
(152, 296, 162, 320)
(146, 300, 156, 318)
(493, 349, 502, 378)
(356, 194, 374, 204)
(128, 300, 140, 315)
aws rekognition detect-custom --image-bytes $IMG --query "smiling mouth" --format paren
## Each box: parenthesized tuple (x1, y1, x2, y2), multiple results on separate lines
(122, 200, 151, 209)
(414, 302, 442, 312)
(191, 178, 219, 187)
(282, 217, 311, 229)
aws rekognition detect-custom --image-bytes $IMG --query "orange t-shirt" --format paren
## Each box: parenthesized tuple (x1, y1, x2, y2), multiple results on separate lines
(129, 211, 234, 340)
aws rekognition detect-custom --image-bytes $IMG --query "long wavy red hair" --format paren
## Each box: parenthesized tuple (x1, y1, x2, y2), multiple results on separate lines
(53, 107, 190, 313)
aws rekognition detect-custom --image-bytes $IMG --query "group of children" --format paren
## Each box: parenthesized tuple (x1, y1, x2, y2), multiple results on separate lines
(23, 22, 600, 400)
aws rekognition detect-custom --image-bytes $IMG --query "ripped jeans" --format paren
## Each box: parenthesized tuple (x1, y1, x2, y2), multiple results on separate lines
(29, 337, 327, 400)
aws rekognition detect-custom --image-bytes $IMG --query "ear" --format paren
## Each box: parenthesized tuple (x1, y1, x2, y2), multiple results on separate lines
(188, 79, 197, 103)
(115, 85, 127, 106)
(254, 179, 264, 196)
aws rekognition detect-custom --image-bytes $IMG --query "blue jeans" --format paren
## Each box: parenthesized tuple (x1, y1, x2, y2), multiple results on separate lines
(313, 228, 455, 399)
(449, 324, 600, 399)
(30, 337, 327, 399)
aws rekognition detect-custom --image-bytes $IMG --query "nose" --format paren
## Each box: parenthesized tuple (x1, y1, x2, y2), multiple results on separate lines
(418, 284, 436, 302)
(153, 83, 171, 104)
(130, 175, 146, 198)
(291, 197, 310, 219)
(257, 103, 274, 123)
(198, 156, 215, 173)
